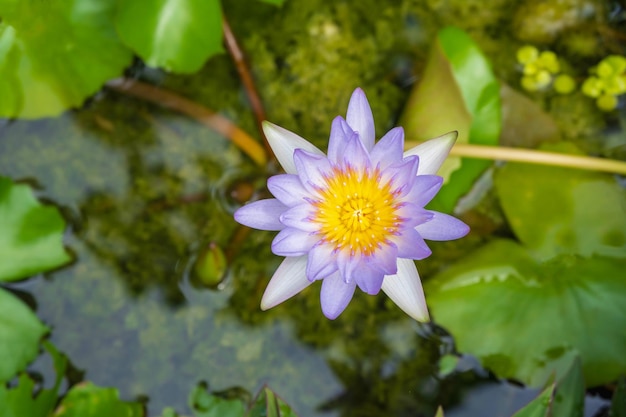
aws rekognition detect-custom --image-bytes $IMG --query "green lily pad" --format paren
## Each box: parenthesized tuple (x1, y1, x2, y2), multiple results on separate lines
(0, 342, 68, 417)
(190, 384, 246, 417)
(426, 239, 626, 387)
(0, 177, 71, 282)
(401, 26, 501, 213)
(0, 0, 132, 118)
(55, 383, 143, 417)
(114, 0, 223, 73)
(0, 288, 49, 384)
(494, 143, 626, 259)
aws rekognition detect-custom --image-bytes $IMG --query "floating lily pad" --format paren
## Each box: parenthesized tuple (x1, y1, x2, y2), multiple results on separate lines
(0, 0, 132, 118)
(427, 148, 626, 387)
(0, 288, 48, 385)
(494, 143, 626, 259)
(55, 383, 143, 417)
(115, 0, 223, 73)
(401, 26, 501, 213)
(0, 342, 68, 417)
(0, 177, 71, 281)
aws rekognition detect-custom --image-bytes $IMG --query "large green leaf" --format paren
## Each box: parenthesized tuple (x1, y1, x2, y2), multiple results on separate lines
(0, 342, 68, 417)
(114, 0, 223, 73)
(494, 143, 626, 259)
(55, 383, 143, 417)
(401, 26, 501, 213)
(0, 0, 132, 118)
(552, 356, 584, 417)
(426, 239, 626, 387)
(0, 288, 48, 384)
(0, 177, 71, 282)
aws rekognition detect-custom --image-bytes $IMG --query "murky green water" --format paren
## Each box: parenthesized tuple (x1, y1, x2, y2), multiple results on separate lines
(1, 0, 623, 415)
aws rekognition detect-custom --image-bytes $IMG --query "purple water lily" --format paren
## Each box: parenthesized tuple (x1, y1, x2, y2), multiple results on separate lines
(235, 88, 469, 320)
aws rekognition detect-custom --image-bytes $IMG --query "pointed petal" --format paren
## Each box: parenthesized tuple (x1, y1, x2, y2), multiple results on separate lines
(261, 256, 313, 310)
(267, 174, 309, 207)
(380, 156, 419, 196)
(415, 212, 470, 241)
(393, 228, 432, 260)
(366, 244, 399, 275)
(272, 228, 320, 256)
(293, 149, 333, 193)
(320, 271, 357, 319)
(279, 203, 319, 232)
(306, 242, 338, 281)
(341, 131, 371, 171)
(395, 202, 433, 228)
(234, 199, 287, 231)
(381, 259, 429, 322)
(263, 121, 324, 174)
(346, 88, 375, 152)
(370, 127, 405, 169)
(404, 175, 443, 207)
(404, 131, 457, 175)
(354, 262, 385, 295)
(328, 116, 353, 164)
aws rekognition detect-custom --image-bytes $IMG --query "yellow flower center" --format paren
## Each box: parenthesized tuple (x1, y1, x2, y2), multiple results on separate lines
(313, 167, 400, 256)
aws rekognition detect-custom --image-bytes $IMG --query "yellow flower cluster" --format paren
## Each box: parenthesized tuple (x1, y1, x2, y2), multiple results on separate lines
(516, 45, 575, 94)
(581, 55, 626, 111)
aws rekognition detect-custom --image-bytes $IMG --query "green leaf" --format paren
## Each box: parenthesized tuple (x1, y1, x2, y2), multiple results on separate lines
(612, 377, 626, 417)
(247, 387, 298, 417)
(494, 143, 626, 259)
(401, 26, 501, 212)
(426, 239, 626, 387)
(257, 0, 285, 5)
(189, 384, 246, 417)
(55, 382, 143, 417)
(0, 288, 48, 384)
(0, 341, 68, 417)
(0, 177, 71, 282)
(0, 0, 132, 118)
(434, 406, 445, 417)
(512, 384, 554, 417)
(115, 0, 224, 73)
(552, 356, 584, 417)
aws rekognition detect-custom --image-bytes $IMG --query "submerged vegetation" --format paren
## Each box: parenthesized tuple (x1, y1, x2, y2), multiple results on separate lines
(0, 0, 625, 416)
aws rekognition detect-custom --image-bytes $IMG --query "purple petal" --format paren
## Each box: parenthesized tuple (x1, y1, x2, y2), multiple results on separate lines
(346, 88, 375, 152)
(404, 131, 457, 176)
(272, 228, 320, 256)
(404, 175, 443, 207)
(381, 258, 429, 322)
(354, 262, 385, 295)
(293, 149, 332, 193)
(337, 250, 359, 283)
(328, 116, 353, 164)
(415, 212, 470, 241)
(370, 127, 404, 169)
(234, 199, 287, 231)
(341, 131, 371, 171)
(393, 228, 432, 260)
(263, 121, 324, 174)
(306, 243, 338, 281)
(320, 271, 357, 319)
(261, 256, 313, 310)
(395, 203, 433, 228)
(380, 156, 419, 196)
(279, 204, 319, 232)
(367, 244, 399, 275)
(267, 174, 309, 207)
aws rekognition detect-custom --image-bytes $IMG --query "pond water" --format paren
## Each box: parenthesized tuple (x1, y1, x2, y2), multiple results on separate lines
(1, 0, 623, 415)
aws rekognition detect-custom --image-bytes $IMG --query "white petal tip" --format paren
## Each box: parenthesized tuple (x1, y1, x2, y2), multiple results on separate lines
(405, 131, 458, 176)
